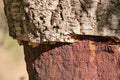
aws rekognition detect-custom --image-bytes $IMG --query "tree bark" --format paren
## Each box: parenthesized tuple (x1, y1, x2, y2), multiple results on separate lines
(3, 0, 120, 44)
(3, 0, 120, 80)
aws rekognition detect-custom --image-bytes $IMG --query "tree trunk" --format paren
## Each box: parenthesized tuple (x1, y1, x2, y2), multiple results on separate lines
(3, 0, 120, 80)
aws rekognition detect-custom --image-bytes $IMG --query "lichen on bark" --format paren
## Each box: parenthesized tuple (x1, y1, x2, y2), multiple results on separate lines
(3, 0, 120, 45)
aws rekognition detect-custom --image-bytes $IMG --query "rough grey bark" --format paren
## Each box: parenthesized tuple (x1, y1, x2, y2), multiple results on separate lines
(3, 0, 120, 46)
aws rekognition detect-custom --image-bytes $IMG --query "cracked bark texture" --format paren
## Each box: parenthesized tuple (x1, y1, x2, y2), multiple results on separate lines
(3, 0, 120, 44)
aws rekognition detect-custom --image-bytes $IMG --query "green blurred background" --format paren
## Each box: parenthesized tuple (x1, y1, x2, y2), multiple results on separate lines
(0, 0, 28, 80)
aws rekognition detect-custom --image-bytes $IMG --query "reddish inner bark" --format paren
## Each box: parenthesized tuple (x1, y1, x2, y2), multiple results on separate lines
(23, 36, 120, 80)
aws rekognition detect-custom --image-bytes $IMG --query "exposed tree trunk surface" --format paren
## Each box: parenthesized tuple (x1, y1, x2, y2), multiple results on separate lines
(23, 37, 120, 80)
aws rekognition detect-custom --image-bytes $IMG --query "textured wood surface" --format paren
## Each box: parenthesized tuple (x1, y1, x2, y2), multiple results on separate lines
(23, 37, 120, 80)
(3, 0, 120, 80)
(3, 0, 120, 44)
